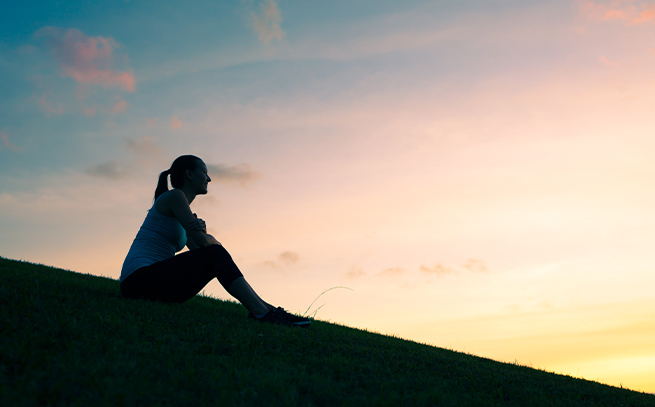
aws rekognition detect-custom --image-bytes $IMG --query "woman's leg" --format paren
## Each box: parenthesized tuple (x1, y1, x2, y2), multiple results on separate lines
(121, 245, 270, 314)
(225, 277, 270, 315)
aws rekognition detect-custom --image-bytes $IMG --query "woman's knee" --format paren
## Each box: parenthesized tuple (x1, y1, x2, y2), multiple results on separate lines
(202, 243, 232, 260)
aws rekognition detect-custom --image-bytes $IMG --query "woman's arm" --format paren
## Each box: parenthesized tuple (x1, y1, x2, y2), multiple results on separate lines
(186, 238, 201, 251)
(186, 230, 221, 250)
(188, 213, 221, 248)
(158, 190, 214, 249)
(205, 234, 221, 246)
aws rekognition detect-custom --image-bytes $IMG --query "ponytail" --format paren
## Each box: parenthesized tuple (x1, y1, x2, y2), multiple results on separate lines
(154, 169, 171, 201)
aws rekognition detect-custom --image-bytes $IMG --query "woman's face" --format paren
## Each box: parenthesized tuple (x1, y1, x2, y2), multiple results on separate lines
(188, 160, 211, 194)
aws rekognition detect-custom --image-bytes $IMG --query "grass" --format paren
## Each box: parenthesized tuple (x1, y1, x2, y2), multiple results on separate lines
(1, 256, 653, 407)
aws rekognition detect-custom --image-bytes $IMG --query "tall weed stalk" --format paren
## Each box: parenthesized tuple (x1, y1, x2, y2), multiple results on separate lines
(303, 286, 353, 318)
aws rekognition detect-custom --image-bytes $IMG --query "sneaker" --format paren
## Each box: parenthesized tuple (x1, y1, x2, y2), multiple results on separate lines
(247, 305, 274, 320)
(276, 307, 311, 328)
(251, 307, 311, 328)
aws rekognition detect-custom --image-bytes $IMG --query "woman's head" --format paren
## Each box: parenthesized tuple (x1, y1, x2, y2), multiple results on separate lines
(154, 155, 208, 200)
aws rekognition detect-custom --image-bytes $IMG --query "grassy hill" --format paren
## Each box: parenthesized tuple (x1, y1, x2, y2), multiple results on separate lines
(1, 256, 653, 407)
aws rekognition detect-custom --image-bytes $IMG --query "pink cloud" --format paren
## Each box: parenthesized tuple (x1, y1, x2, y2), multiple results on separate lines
(603, 8, 629, 20)
(146, 117, 160, 127)
(170, 115, 183, 130)
(599, 56, 619, 66)
(419, 264, 456, 275)
(37, 95, 64, 114)
(462, 259, 489, 273)
(380, 267, 405, 275)
(249, 0, 285, 44)
(83, 106, 97, 117)
(0, 131, 24, 152)
(346, 266, 366, 279)
(35, 27, 135, 92)
(124, 136, 164, 158)
(279, 251, 299, 265)
(579, 1, 655, 24)
(112, 100, 129, 114)
(634, 6, 655, 22)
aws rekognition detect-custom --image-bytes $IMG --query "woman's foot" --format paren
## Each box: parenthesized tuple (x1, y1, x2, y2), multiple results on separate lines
(250, 307, 311, 328)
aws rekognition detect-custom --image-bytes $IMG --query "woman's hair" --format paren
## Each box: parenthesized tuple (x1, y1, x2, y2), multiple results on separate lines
(154, 155, 202, 201)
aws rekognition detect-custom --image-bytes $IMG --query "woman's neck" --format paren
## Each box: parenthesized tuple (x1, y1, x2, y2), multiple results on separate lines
(177, 186, 197, 204)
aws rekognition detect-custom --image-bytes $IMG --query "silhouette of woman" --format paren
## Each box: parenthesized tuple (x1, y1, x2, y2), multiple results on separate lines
(120, 155, 310, 327)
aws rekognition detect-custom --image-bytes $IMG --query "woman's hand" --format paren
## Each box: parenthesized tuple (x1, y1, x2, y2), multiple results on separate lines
(160, 189, 212, 248)
(206, 234, 222, 246)
(189, 213, 207, 233)
(191, 213, 221, 245)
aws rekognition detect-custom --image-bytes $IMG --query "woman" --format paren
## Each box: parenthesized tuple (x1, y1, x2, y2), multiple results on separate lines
(120, 155, 310, 327)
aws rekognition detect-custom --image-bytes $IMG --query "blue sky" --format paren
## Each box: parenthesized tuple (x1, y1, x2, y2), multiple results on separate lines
(2, 0, 655, 392)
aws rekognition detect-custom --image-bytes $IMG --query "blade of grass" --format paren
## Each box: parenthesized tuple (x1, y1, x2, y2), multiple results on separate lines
(303, 286, 353, 317)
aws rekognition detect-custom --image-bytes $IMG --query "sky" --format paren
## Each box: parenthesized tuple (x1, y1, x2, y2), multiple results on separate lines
(1, 0, 655, 393)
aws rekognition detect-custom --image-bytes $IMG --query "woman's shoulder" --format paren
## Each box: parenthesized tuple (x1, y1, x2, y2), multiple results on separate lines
(158, 188, 186, 201)
(155, 189, 188, 216)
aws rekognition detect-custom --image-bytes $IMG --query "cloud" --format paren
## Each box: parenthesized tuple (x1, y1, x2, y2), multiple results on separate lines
(634, 6, 655, 23)
(34, 27, 135, 92)
(0, 131, 24, 152)
(420, 259, 489, 276)
(248, 0, 285, 44)
(462, 259, 489, 273)
(279, 251, 299, 265)
(125, 136, 164, 159)
(579, 1, 655, 24)
(346, 266, 366, 279)
(206, 163, 261, 185)
(170, 115, 183, 130)
(378, 267, 405, 276)
(111, 100, 129, 114)
(83, 106, 96, 117)
(84, 161, 126, 179)
(420, 263, 457, 275)
(37, 95, 64, 115)
(263, 251, 300, 270)
(85, 137, 165, 179)
(600, 56, 620, 66)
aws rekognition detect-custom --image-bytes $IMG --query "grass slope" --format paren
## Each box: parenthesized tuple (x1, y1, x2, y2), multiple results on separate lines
(1, 257, 653, 407)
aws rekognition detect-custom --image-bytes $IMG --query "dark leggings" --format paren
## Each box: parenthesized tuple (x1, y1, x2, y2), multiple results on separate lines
(120, 244, 244, 303)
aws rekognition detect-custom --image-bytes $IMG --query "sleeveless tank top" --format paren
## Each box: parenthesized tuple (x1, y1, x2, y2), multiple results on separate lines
(120, 199, 187, 282)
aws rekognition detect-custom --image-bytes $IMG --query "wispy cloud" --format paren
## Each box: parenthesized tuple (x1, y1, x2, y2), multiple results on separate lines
(84, 160, 126, 179)
(279, 251, 299, 265)
(170, 115, 183, 130)
(0, 131, 24, 152)
(124, 136, 164, 159)
(420, 263, 457, 276)
(462, 259, 489, 273)
(346, 266, 366, 279)
(420, 259, 489, 276)
(599, 56, 620, 66)
(37, 95, 64, 115)
(206, 163, 261, 185)
(247, 0, 285, 44)
(579, 0, 655, 24)
(34, 27, 135, 92)
(263, 251, 300, 271)
(378, 267, 406, 276)
(83, 106, 96, 117)
(111, 100, 129, 114)
(84, 136, 165, 179)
